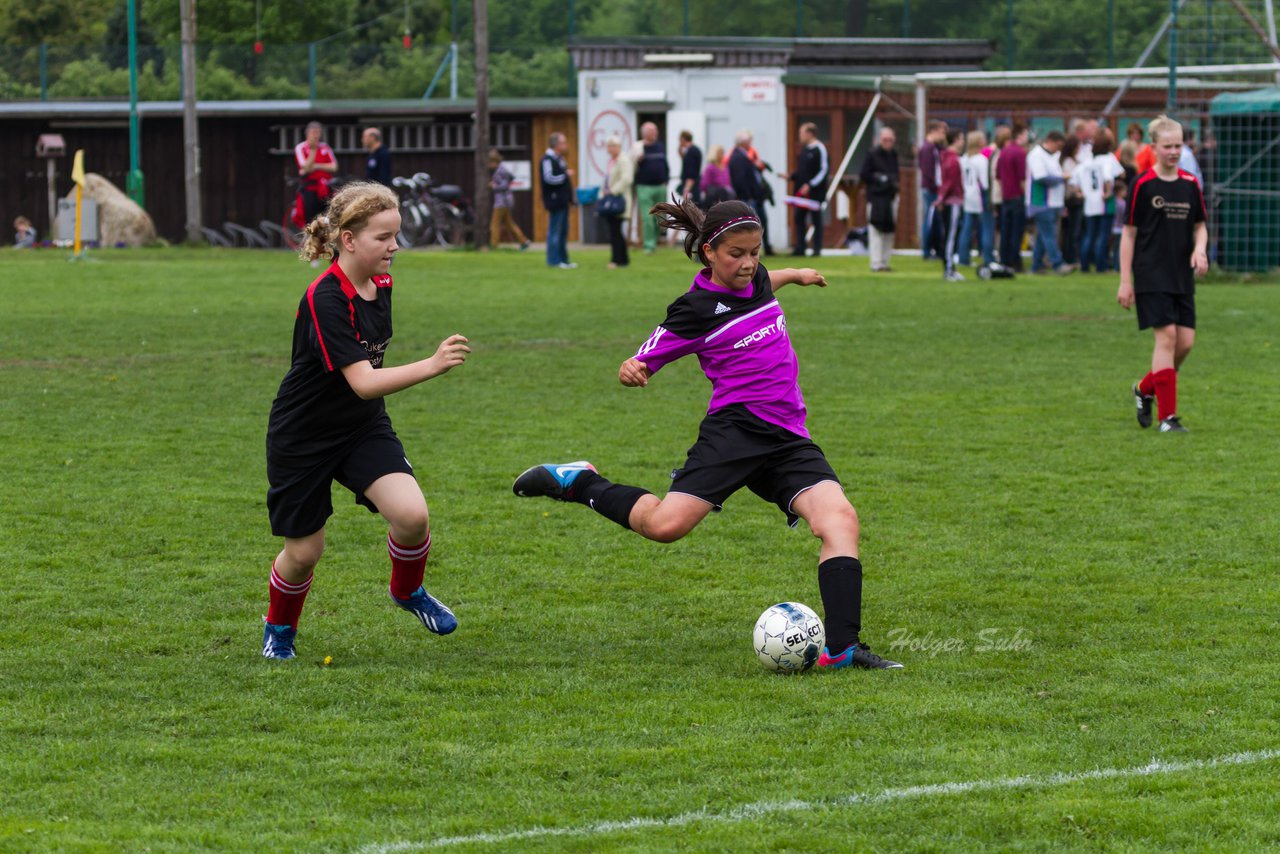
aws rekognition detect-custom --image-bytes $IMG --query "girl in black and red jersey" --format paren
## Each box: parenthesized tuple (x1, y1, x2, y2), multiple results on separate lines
(262, 182, 471, 660)
(1117, 115, 1208, 434)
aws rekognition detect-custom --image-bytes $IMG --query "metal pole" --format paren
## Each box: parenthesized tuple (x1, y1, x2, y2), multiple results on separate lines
(1168, 0, 1178, 115)
(181, 0, 202, 244)
(450, 42, 458, 99)
(1006, 0, 1015, 71)
(39, 43, 47, 101)
(915, 79, 926, 243)
(473, 0, 491, 249)
(127, 0, 144, 207)
(1101, 0, 1189, 118)
(683, 0, 689, 36)
(1266, 0, 1280, 83)
(902, 0, 910, 38)
(796, 0, 804, 36)
(308, 43, 317, 101)
(567, 0, 576, 97)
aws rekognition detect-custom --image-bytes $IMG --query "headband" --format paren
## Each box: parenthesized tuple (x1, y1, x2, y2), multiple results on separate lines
(706, 215, 761, 245)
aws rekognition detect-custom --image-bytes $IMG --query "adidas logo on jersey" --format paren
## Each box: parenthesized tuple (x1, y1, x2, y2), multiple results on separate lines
(714, 302, 731, 315)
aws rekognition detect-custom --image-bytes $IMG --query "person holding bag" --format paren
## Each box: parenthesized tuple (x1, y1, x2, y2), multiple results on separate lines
(600, 136, 634, 269)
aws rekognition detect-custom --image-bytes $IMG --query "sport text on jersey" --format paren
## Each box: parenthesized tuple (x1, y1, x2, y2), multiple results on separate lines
(733, 315, 787, 349)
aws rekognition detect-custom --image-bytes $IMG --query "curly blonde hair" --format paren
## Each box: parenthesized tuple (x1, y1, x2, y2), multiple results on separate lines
(298, 181, 400, 262)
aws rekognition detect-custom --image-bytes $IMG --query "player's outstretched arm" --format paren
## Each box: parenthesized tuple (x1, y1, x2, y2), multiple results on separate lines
(1116, 227, 1137, 310)
(341, 334, 470, 399)
(619, 357, 652, 388)
(769, 267, 827, 292)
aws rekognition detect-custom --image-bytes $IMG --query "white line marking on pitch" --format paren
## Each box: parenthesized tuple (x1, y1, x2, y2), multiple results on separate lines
(358, 748, 1280, 853)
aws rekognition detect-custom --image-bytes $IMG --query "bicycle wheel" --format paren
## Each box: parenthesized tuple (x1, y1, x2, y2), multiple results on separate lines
(281, 212, 302, 251)
(398, 200, 430, 248)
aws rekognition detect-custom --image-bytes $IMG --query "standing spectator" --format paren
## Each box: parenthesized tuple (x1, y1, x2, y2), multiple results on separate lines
(1026, 130, 1073, 275)
(1073, 118, 1099, 160)
(917, 120, 948, 259)
(989, 125, 1010, 247)
(1118, 138, 1139, 187)
(937, 128, 966, 281)
(700, 144, 734, 207)
(678, 130, 703, 207)
(1059, 135, 1085, 267)
(997, 124, 1028, 270)
(1118, 115, 1208, 433)
(728, 130, 765, 242)
(1076, 129, 1122, 272)
(488, 148, 530, 251)
(1179, 128, 1203, 184)
(362, 127, 393, 188)
(13, 215, 37, 248)
(782, 122, 830, 257)
(859, 126, 900, 273)
(1110, 177, 1128, 271)
(602, 136, 633, 269)
(958, 130, 993, 267)
(632, 122, 670, 254)
(293, 121, 338, 228)
(541, 131, 576, 270)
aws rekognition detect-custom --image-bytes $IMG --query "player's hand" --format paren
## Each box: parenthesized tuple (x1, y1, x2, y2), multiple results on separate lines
(798, 185, 810, 198)
(618, 357, 652, 387)
(1116, 281, 1134, 310)
(1191, 249, 1209, 277)
(428, 334, 470, 376)
(793, 268, 827, 287)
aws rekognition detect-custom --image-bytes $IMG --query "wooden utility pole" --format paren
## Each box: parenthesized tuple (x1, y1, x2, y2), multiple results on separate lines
(181, 0, 202, 243)
(472, 0, 491, 249)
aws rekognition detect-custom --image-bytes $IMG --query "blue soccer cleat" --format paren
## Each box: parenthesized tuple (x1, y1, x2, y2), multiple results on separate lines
(512, 460, 597, 500)
(262, 621, 297, 660)
(391, 586, 458, 635)
(818, 642, 903, 670)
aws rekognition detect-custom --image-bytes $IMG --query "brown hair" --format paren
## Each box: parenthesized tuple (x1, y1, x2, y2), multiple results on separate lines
(1092, 127, 1115, 156)
(650, 198, 761, 266)
(299, 181, 399, 262)
(993, 125, 1012, 148)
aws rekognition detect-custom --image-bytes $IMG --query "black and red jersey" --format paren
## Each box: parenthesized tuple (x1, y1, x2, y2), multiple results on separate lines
(267, 262, 394, 454)
(1127, 169, 1207, 295)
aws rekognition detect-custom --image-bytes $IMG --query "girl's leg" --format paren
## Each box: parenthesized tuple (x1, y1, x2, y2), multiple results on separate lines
(1149, 324, 1180, 421)
(792, 483, 859, 652)
(365, 472, 431, 593)
(1174, 325, 1195, 369)
(268, 528, 324, 631)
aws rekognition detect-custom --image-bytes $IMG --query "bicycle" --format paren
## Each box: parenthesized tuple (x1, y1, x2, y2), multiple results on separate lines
(391, 172, 474, 248)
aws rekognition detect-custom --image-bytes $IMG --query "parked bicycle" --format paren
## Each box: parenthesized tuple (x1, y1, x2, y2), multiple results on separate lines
(391, 172, 474, 248)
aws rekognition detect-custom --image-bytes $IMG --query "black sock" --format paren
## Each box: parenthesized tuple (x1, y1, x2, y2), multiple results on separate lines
(818, 556, 862, 653)
(564, 471, 652, 530)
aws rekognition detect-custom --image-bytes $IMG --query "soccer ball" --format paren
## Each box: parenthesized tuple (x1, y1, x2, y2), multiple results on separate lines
(753, 602, 825, 673)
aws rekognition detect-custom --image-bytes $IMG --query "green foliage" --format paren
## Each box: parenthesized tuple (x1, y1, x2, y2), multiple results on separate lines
(0, 248, 1278, 849)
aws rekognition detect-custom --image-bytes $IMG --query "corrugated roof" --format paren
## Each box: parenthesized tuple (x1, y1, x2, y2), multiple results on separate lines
(0, 97, 576, 120)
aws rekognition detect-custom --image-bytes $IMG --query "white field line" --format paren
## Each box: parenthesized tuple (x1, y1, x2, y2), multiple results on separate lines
(359, 748, 1280, 853)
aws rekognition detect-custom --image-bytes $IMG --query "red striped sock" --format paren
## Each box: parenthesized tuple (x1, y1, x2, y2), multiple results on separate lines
(267, 562, 312, 629)
(1138, 371, 1157, 396)
(389, 533, 431, 600)
(1152, 367, 1178, 421)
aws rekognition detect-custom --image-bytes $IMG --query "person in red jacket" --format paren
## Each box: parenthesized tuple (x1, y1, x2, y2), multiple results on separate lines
(936, 128, 966, 281)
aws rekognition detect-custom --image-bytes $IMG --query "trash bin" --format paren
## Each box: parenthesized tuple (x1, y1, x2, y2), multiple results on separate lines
(576, 187, 610, 245)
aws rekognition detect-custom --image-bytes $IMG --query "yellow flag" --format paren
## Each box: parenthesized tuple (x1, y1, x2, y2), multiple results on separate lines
(71, 150, 85, 186)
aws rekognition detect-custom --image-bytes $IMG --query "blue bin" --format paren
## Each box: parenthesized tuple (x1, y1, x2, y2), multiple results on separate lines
(576, 187, 600, 205)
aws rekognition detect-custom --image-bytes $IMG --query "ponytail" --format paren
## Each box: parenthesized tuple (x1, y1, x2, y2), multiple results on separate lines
(296, 181, 399, 262)
(650, 198, 760, 265)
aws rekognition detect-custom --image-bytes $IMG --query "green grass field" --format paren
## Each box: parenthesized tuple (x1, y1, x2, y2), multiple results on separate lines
(2, 246, 1278, 852)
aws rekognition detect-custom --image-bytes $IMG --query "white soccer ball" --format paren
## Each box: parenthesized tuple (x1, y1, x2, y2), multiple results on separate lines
(753, 602, 825, 673)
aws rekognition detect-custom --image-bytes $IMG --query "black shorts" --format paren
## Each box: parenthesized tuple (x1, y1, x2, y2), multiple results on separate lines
(668, 405, 841, 527)
(1135, 291, 1196, 330)
(266, 421, 414, 538)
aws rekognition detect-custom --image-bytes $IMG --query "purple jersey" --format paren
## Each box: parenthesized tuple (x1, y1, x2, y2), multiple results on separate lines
(633, 263, 809, 437)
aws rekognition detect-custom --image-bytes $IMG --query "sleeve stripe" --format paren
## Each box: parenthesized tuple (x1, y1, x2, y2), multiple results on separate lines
(810, 142, 829, 187)
(635, 326, 667, 357)
(305, 278, 335, 372)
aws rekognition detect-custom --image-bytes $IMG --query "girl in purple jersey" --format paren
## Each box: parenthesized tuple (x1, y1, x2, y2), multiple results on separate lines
(513, 199, 902, 670)
(261, 182, 471, 660)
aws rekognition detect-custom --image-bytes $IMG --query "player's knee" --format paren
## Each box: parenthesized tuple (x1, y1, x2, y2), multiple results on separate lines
(809, 503, 858, 542)
(642, 516, 693, 544)
(286, 538, 325, 570)
(393, 506, 430, 543)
